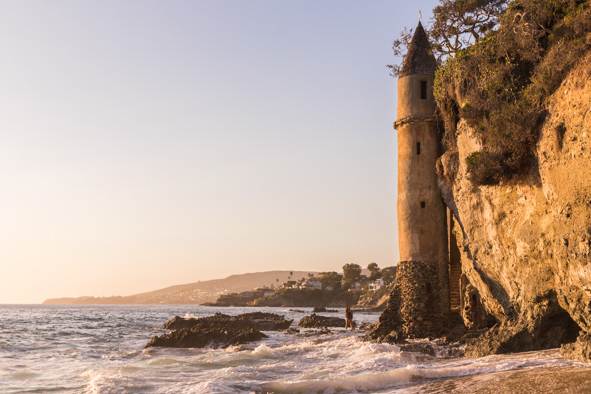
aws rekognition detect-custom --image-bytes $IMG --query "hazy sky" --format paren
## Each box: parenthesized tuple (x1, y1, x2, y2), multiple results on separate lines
(1, 0, 438, 303)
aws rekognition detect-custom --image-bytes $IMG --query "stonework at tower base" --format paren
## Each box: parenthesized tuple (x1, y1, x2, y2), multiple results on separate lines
(368, 261, 447, 342)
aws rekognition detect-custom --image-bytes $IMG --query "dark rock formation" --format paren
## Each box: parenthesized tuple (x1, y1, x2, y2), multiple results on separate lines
(399, 342, 436, 356)
(298, 313, 346, 328)
(312, 306, 338, 313)
(465, 292, 580, 357)
(146, 327, 265, 349)
(357, 322, 374, 331)
(461, 280, 493, 330)
(299, 327, 333, 336)
(163, 315, 205, 330)
(163, 312, 292, 332)
(561, 334, 591, 362)
(146, 315, 266, 348)
(237, 312, 293, 330)
(366, 285, 404, 343)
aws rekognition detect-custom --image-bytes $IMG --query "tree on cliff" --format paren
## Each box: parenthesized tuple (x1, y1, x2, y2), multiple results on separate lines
(388, 0, 508, 75)
(381, 266, 397, 285)
(342, 263, 362, 289)
(367, 263, 381, 281)
(318, 271, 342, 291)
(430, 0, 508, 57)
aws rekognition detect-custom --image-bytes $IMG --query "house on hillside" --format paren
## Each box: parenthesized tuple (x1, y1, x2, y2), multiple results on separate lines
(369, 278, 385, 292)
(283, 280, 299, 289)
(300, 278, 322, 290)
(255, 287, 275, 297)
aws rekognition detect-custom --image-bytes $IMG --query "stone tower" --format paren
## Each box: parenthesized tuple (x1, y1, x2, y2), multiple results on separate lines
(394, 22, 449, 337)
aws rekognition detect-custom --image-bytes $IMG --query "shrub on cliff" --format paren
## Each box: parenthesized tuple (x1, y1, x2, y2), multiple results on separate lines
(434, 0, 591, 184)
(466, 151, 506, 185)
(391, 0, 591, 185)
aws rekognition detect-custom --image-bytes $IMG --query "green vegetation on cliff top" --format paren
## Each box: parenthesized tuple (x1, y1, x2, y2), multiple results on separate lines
(394, 0, 591, 185)
(437, 0, 591, 185)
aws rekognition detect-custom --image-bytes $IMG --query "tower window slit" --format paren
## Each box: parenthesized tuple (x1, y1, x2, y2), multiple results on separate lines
(420, 201, 426, 208)
(416, 142, 421, 155)
(420, 80, 427, 99)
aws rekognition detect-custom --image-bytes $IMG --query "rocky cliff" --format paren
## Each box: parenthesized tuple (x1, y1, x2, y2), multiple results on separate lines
(439, 50, 591, 358)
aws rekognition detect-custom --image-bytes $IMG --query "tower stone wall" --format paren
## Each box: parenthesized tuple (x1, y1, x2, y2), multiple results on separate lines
(394, 22, 450, 337)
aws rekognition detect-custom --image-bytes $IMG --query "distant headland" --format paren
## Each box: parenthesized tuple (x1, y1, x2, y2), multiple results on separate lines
(43, 271, 314, 305)
(43, 264, 396, 310)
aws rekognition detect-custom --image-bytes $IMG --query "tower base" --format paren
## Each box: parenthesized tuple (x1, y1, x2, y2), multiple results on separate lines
(396, 260, 445, 338)
(368, 260, 447, 342)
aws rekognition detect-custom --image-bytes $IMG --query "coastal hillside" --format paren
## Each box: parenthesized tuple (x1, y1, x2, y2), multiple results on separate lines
(43, 271, 314, 305)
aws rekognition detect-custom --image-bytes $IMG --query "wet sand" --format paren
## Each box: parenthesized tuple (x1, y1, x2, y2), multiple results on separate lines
(412, 366, 591, 393)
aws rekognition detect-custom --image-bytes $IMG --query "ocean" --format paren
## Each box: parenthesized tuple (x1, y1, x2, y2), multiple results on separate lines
(1, 305, 590, 393)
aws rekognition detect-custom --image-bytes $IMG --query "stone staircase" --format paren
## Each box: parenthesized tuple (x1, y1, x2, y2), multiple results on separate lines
(449, 259, 462, 312)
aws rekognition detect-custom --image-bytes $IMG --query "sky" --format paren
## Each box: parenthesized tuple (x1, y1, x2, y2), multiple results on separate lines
(0, 0, 438, 304)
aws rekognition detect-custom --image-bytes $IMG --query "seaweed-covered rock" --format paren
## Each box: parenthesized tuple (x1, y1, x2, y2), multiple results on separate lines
(162, 315, 215, 330)
(298, 313, 346, 328)
(163, 312, 292, 331)
(146, 326, 265, 349)
(237, 312, 293, 331)
(399, 342, 436, 356)
(147, 314, 267, 348)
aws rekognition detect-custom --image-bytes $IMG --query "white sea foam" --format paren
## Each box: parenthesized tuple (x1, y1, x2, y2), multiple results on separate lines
(252, 344, 274, 356)
(260, 348, 577, 394)
(0, 305, 587, 394)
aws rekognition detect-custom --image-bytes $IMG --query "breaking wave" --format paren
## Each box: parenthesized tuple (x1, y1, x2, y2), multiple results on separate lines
(0, 305, 586, 394)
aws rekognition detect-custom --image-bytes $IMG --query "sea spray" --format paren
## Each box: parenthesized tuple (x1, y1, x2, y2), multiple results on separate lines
(0, 305, 587, 394)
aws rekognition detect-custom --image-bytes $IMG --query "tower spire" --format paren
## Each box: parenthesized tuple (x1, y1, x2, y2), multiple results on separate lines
(399, 21, 436, 77)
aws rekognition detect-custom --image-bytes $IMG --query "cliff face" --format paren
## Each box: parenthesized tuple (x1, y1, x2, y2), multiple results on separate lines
(440, 51, 591, 356)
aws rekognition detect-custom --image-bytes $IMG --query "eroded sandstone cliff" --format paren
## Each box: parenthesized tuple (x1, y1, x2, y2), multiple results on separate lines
(440, 50, 591, 358)
(370, 49, 591, 360)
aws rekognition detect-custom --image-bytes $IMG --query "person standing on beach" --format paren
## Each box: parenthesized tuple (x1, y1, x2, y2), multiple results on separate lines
(345, 305, 354, 330)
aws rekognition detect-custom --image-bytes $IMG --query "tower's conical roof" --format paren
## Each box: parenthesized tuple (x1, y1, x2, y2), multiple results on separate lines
(399, 21, 437, 77)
